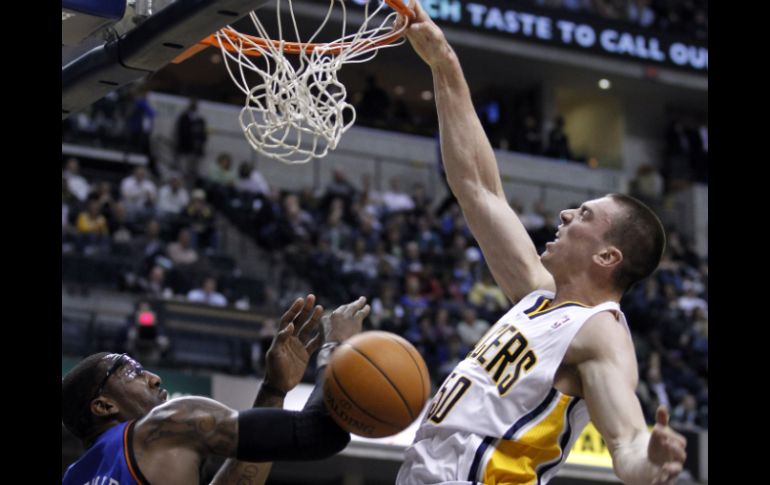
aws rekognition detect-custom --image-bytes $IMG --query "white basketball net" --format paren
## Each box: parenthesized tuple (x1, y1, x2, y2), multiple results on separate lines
(216, 0, 410, 164)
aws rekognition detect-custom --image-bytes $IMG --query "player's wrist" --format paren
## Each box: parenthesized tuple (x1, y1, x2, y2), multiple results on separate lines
(259, 380, 287, 398)
(316, 341, 340, 368)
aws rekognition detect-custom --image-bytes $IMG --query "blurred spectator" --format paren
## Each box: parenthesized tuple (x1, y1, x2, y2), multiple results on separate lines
(420, 264, 446, 304)
(108, 202, 134, 246)
(356, 75, 391, 127)
(667, 230, 700, 269)
(438, 335, 466, 382)
(434, 307, 456, 341)
(175, 98, 208, 180)
(628, 0, 655, 27)
(401, 241, 424, 275)
(468, 270, 508, 321)
(319, 204, 354, 256)
(306, 238, 347, 303)
(187, 276, 228, 306)
(76, 197, 109, 240)
(93, 181, 116, 218)
(236, 162, 271, 196)
(664, 120, 695, 192)
(209, 152, 236, 186)
(251, 318, 278, 374)
(516, 114, 543, 155)
(456, 306, 490, 348)
(134, 219, 167, 273)
(322, 168, 359, 215)
(127, 88, 156, 164)
(354, 211, 382, 251)
(135, 265, 173, 299)
(519, 200, 547, 232)
(409, 314, 443, 369)
(184, 189, 217, 251)
(400, 273, 430, 326)
(646, 364, 671, 410)
(676, 287, 708, 318)
(167, 228, 199, 266)
(157, 175, 190, 217)
(124, 301, 169, 366)
(671, 393, 699, 429)
(414, 215, 442, 257)
(629, 163, 665, 207)
(341, 237, 379, 294)
(369, 282, 405, 331)
(276, 193, 316, 249)
(355, 182, 383, 227)
(546, 116, 572, 161)
(120, 166, 157, 218)
(375, 241, 401, 280)
(382, 176, 415, 213)
(410, 182, 433, 216)
(63, 158, 90, 202)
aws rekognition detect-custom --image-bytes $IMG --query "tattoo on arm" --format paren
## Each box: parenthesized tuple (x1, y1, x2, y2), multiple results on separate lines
(142, 398, 238, 457)
(212, 461, 272, 485)
(208, 388, 281, 485)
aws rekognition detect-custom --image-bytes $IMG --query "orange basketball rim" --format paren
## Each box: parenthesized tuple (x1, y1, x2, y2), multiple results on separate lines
(173, 0, 415, 63)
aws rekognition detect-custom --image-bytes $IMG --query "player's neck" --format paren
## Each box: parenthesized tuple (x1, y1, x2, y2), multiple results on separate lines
(550, 278, 621, 308)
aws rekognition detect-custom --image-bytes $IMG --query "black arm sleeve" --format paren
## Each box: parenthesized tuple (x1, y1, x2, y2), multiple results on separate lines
(235, 366, 350, 462)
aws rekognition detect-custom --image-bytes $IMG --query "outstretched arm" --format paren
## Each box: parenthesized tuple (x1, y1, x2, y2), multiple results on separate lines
(211, 295, 324, 485)
(136, 376, 350, 464)
(405, 1, 554, 301)
(573, 313, 687, 484)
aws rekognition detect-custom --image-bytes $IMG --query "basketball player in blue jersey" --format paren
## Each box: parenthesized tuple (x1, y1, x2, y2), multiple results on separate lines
(396, 2, 688, 484)
(62, 295, 370, 485)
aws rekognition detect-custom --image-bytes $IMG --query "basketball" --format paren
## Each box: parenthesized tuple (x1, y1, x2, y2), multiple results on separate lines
(323, 331, 431, 438)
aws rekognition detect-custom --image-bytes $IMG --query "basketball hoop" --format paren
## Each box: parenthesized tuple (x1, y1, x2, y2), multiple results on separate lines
(176, 0, 414, 164)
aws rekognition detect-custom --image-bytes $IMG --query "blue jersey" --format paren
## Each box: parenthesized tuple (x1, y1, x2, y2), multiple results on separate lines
(63, 421, 150, 485)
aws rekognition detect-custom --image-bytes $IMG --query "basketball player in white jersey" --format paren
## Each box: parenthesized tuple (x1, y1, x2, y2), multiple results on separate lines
(396, 2, 688, 484)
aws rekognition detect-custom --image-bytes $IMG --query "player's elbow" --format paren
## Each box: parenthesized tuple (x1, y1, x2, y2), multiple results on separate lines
(447, 173, 488, 200)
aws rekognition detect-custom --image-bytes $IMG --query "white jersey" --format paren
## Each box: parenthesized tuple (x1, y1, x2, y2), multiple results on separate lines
(397, 290, 628, 485)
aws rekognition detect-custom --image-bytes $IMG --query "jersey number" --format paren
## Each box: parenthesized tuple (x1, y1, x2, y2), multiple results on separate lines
(426, 373, 472, 424)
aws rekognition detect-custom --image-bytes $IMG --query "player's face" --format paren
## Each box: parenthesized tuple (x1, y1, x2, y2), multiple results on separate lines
(541, 197, 620, 270)
(99, 353, 168, 417)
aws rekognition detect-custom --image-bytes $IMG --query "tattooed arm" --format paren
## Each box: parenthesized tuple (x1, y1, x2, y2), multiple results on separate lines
(132, 386, 350, 481)
(207, 388, 283, 485)
(136, 396, 240, 457)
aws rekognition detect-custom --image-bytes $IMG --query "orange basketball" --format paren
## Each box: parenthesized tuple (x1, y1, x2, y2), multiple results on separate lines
(323, 331, 431, 438)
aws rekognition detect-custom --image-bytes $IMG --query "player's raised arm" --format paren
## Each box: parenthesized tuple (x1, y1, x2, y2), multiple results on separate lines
(405, 1, 554, 301)
(210, 294, 325, 485)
